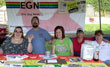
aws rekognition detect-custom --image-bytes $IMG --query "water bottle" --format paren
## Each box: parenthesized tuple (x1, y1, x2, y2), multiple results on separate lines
(45, 51, 51, 58)
(93, 47, 99, 61)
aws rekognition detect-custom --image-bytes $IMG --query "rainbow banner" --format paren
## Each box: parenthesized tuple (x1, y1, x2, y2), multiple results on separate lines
(6, 2, 58, 9)
(6, 2, 21, 8)
(6, 0, 86, 33)
(39, 2, 58, 8)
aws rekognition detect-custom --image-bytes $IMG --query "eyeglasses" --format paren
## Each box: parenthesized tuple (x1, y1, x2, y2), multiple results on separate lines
(14, 30, 22, 33)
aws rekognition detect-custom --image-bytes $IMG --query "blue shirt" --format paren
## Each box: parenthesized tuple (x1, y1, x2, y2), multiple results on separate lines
(26, 28, 52, 54)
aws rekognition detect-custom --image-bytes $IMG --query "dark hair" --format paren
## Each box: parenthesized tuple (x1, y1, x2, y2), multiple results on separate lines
(95, 30, 104, 36)
(12, 26, 24, 38)
(54, 26, 65, 39)
(31, 16, 39, 24)
(76, 29, 84, 34)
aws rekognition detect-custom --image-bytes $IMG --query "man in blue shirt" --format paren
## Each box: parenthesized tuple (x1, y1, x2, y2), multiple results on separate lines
(26, 16, 52, 54)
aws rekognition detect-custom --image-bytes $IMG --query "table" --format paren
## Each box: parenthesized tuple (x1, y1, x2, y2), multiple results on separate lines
(0, 54, 108, 67)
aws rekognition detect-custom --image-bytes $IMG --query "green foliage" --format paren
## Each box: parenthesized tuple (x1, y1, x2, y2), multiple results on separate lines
(85, 24, 110, 35)
(86, 0, 98, 10)
(0, 0, 5, 8)
(84, 24, 100, 35)
(100, 0, 110, 11)
(86, 0, 110, 11)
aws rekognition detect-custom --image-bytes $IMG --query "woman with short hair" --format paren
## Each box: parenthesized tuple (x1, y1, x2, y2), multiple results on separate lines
(52, 26, 73, 56)
(91, 30, 110, 63)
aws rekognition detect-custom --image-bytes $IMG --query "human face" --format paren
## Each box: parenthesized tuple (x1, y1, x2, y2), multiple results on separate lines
(77, 32, 84, 38)
(56, 29, 62, 39)
(95, 34, 103, 42)
(32, 18, 39, 28)
(14, 28, 22, 38)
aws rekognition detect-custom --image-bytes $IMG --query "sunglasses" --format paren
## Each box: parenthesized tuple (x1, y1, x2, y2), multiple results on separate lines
(14, 30, 22, 33)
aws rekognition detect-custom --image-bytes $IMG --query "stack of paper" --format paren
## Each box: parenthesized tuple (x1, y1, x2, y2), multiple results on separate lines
(47, 59, 57, 63)
(40, 54, 57, 59)
(6, 55, 28, 61)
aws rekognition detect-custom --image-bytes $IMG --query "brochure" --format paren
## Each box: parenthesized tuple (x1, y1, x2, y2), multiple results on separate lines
(68, 57, 83, 62)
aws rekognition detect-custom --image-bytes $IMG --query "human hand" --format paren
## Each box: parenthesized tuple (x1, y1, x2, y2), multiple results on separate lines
(103, 38, 110, 43)
(51, 38, 56, 43)
(71, 53, 73, 56)
(48, 38, 56, 44)
(28, 34, 34, 42)
(0, 49, 3, 54)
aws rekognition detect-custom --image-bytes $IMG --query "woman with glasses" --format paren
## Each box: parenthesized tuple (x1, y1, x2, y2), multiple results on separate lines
(0, 26, 33, 54)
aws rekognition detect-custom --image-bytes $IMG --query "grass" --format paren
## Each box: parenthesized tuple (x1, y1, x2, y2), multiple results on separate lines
(84, 24, 110, 35)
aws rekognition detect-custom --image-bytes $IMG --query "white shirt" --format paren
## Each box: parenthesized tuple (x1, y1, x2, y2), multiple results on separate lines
(91, 41, 110, 61)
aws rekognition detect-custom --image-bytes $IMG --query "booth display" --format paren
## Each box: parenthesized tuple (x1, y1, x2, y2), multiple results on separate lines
(0, 54, 108, 67)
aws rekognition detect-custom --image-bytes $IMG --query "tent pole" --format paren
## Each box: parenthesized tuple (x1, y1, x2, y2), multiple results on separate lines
(98, 0, 101, 30)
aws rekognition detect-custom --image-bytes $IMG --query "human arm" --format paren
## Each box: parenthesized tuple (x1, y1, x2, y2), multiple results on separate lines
(25, 31, 34, 53)
(48, 38, 56, 44)
(68, 38, 74, 56)
(103, 38, 110, 43)
(27, 42, 32, 53)
(52, 45, 55, 54)
(27, 34, 34, 53)
(85, 37, 94, 41)
(0, 37, 11, 54)
(0, 48, 3, 54)
(70, 45, 74, 56)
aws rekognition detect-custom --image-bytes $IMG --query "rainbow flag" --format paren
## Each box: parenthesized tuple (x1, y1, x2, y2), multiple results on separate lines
(6, 2, 58, 9)
(39, 2, 58, 9)
(6, 2, 21, 8)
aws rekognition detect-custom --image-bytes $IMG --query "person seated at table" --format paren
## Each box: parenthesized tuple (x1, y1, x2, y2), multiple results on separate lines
(73, 28, 94, 56)
(52, 26, 73, 56)
(0, 26, 33, 54)
(91, 30, 110, 64)
(73, 28, 110, 56)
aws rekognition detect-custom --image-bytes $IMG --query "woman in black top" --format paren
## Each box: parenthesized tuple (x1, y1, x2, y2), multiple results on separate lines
(0, 26, 34, 54)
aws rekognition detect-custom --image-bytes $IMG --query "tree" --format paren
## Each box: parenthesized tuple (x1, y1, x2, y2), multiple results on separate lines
(0, 0, 5, 8)
(86, 0, 110, 16)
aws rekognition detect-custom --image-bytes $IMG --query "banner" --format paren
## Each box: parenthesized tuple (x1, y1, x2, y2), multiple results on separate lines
(6, 0, 86, 33)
